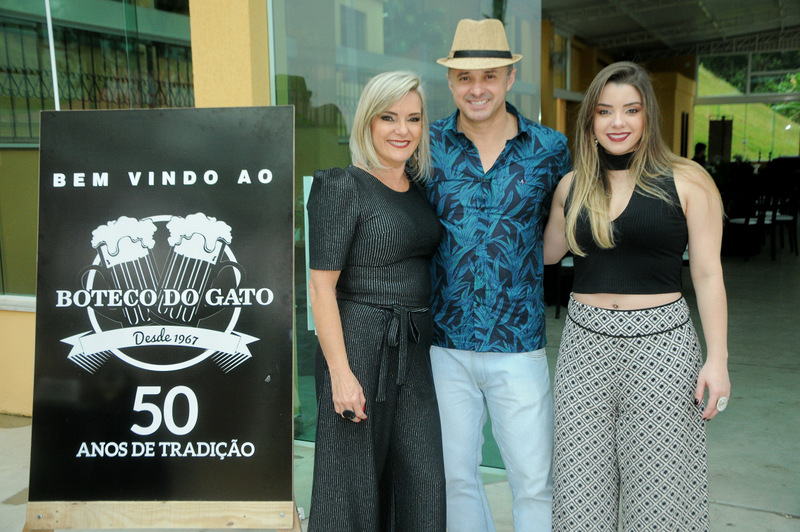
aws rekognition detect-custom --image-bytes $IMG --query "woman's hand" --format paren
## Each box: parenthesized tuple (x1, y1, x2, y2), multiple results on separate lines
(330, 367, 368, 422)
(676, 162, 731, 422)
(695, 357, 731, 421)
(309, 268, 368, 423)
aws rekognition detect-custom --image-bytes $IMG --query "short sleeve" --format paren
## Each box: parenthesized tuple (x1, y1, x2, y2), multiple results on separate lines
(307, 166, 359, 271)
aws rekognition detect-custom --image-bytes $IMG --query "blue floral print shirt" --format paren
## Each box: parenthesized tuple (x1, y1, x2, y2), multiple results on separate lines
(427, 103, 571, 353)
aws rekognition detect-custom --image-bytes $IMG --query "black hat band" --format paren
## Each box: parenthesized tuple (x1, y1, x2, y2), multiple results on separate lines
(452, 50, 513, 59)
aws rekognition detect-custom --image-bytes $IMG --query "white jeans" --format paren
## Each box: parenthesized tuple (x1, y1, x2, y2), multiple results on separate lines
(430, 345, 554, 532)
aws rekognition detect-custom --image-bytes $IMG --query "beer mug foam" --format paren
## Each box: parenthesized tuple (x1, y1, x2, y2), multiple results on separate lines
(166, 213, 232, 265)
(156, 213, 234, 325)
(90, 216, 159, 325)
(92, 216, 157, 268)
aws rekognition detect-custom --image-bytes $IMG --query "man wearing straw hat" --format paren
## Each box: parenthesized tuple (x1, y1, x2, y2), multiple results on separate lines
(427, 18, 571, 531)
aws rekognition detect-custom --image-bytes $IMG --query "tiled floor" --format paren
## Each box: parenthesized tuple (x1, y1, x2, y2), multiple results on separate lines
(2, 248, 799, 531)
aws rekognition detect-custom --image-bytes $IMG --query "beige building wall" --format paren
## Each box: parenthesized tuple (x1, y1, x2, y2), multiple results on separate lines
(0, 305, 35, 416)
(189, 0, 270, 107)
(0, 149, 39, 416)
(652, 71, 697, 155)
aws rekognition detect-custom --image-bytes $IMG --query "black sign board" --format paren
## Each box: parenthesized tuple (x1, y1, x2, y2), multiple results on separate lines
(29, 107, 294, 505)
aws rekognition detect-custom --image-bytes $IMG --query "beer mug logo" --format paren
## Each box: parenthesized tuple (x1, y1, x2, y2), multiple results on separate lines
(62, 213, 258, 374)
(154, 213, 243, 327)
(88, 216, 159, 326)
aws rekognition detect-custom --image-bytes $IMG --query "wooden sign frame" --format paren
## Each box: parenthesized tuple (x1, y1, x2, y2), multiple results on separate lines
(24, 501, 301, 531)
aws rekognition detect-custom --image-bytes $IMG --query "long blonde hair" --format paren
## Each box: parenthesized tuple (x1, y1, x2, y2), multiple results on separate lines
(566, 61, 682, 255)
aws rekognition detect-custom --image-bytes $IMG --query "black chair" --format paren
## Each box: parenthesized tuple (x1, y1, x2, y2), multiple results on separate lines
(725, 190, 771, 260)
(763, 157, 800, 257)
(772, 183, 799, 257)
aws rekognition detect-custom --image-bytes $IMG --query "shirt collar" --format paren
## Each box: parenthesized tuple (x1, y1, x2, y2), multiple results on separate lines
(442, 102, 530, 141)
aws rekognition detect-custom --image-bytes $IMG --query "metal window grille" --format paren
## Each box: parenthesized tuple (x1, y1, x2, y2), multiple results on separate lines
(1, 19, 194, 142)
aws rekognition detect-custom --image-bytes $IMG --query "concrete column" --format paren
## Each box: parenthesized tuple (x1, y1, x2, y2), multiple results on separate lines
(188, 0, 270, 107)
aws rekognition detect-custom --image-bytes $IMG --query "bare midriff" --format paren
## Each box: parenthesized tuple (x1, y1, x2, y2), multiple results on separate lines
(573, 292, 682, 310)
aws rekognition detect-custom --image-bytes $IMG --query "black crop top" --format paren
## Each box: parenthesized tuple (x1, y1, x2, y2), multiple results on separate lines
(568, 175, 688, 294)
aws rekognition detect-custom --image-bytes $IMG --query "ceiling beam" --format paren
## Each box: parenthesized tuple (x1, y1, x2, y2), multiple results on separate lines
(544, 0, 697, 22)
(617, 27, 800, 60)
(624, 8, 676, 49)
(544, 0, 800, 57)
(695, 0, 725, 41)
(592, 10, 800, 51)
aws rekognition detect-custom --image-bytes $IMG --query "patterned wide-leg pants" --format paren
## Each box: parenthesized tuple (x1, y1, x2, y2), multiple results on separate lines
(553, 296, 709, 532)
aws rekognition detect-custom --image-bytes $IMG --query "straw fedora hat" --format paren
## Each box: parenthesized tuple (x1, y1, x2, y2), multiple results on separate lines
(437, 18, 522, 70)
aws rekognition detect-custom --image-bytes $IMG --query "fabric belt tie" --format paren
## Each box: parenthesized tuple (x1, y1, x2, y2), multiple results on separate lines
(376, 304, 428, 402)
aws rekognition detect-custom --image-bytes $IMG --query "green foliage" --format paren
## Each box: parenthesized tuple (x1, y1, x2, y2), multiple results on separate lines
(757, 74, 800, 123)
(694, 65, 800, 161)
(700, 52, 800, 122)
(700, 55, 748, 94)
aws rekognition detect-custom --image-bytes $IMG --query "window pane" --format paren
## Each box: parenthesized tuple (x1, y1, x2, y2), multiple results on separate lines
(751, 71, 800, 96)
(552, 33, 568, 90)
(0, 12, 192, 296)
(698, 55, 748, 96)
(694, 103, 800, 163)
(0, 20, 192, 142)
(751, 51, 800, 73)
(750, 50, 800, 97)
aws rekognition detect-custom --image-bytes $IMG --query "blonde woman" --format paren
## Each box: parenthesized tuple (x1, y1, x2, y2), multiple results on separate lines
(544, 61, 730, 531)
(307, 71, 445, 531)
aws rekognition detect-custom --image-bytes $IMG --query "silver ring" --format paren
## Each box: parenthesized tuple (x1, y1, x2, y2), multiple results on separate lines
(716, 396, 728, 412)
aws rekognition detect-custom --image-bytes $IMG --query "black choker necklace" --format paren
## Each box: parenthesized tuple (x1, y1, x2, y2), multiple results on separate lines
(599, 148, 634, 171)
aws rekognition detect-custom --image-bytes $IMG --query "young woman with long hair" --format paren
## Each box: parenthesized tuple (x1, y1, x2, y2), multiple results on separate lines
(544, 61, 731, 531)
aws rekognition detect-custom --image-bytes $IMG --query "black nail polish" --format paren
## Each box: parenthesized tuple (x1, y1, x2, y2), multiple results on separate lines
(693, 398, 699, 405)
